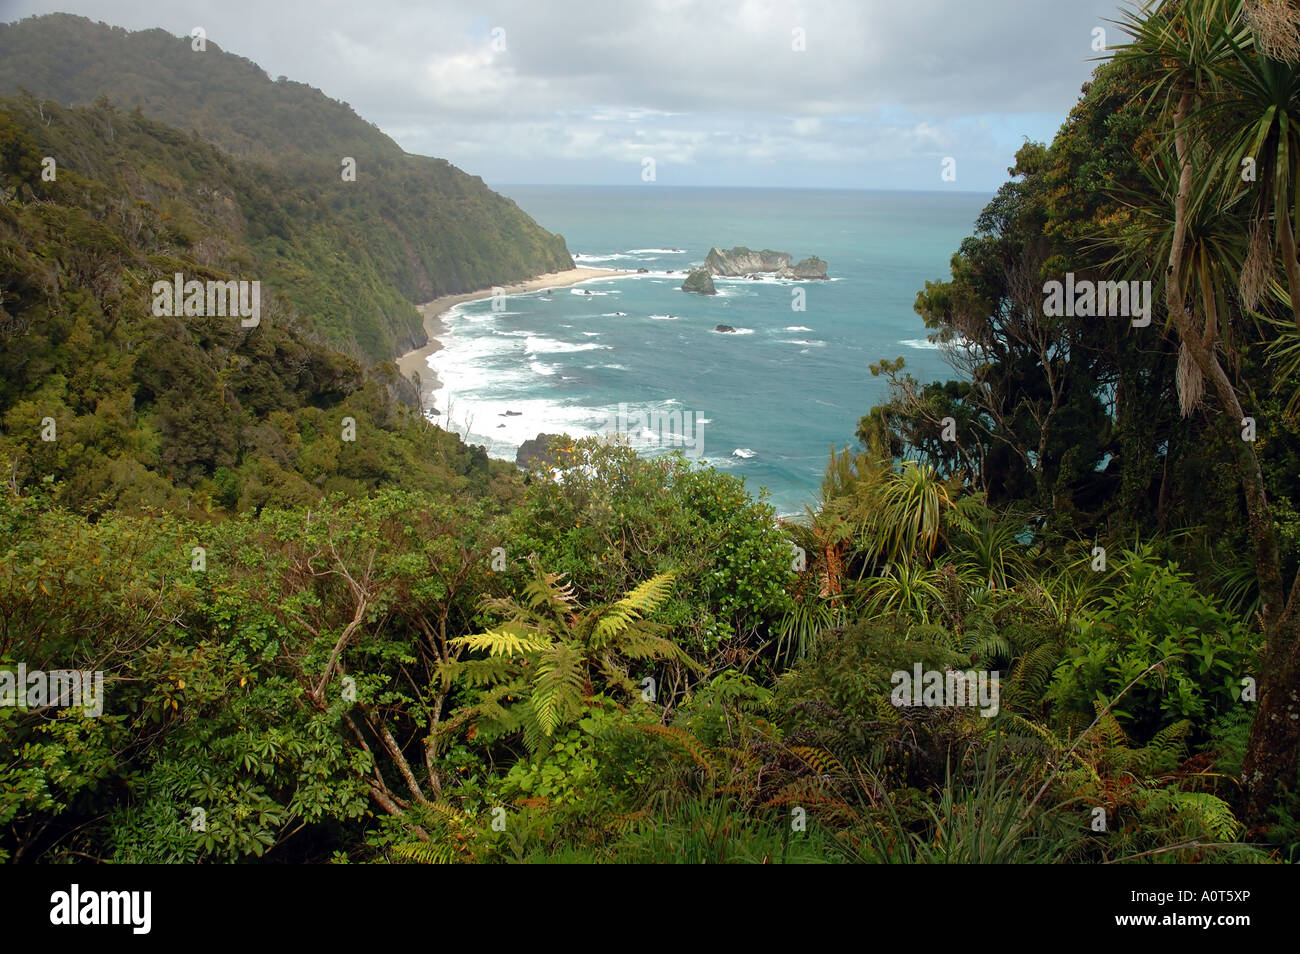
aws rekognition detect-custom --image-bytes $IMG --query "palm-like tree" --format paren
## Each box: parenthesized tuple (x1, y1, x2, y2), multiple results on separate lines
(1110, 141, 1248, 413)
(1112, 0, 1300, 822)
(820, 451, 959, 565)
(861, 560, 947, 624)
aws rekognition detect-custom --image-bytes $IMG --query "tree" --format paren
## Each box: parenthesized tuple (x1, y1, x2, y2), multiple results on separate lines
(1113, 0, 1300, 822)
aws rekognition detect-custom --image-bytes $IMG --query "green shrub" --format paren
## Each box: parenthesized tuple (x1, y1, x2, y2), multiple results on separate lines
(1047, 546, 1260, 741)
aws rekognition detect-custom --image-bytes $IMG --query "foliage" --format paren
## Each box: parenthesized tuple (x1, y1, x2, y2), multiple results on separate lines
(1047, 546, 1261, 741)
(445, 564, 694, 754)
(0, 15, 573, 364)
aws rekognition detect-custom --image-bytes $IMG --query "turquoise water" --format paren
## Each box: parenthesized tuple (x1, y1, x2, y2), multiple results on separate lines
(427, 185, 990, 516)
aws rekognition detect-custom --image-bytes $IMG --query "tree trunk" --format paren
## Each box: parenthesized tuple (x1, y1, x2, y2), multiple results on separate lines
(1241, 642, 1300, 827)
(1165, 91, 1298, 824)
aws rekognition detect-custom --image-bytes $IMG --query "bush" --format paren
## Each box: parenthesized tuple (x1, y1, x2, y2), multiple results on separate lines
(1046, 546, 1260, 742)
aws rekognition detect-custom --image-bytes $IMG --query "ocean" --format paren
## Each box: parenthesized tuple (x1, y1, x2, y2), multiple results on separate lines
(427, 185, 991, 517)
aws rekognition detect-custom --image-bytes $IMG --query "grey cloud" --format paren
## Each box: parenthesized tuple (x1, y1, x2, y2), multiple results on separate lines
(5, 0, 1121, 188)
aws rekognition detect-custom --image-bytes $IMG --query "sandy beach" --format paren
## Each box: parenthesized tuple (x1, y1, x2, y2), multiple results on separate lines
(395, 266, 634, 413)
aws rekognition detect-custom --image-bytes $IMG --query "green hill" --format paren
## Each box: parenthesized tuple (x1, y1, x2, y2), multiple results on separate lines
(0, 13, 573, 363)
(0, 96, 507, 514)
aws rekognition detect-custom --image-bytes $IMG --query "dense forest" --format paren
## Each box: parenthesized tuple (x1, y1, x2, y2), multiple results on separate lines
(2, 0, 1300, 864)
(0, 14, 574, 364)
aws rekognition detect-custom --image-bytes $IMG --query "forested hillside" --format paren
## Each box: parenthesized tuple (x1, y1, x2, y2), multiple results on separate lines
(0, 13, 574, 363)
(0, 95, 508, 513)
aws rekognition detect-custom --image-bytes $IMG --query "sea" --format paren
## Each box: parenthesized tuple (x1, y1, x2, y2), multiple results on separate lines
(426, 185, 991, 517)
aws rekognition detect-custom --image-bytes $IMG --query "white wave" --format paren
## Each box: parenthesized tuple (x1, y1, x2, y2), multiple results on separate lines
(430, 394, 615, 461)
(714, 327, 754, 335)
(785, 325, 813, 332)
(440, 299, 495, 321)
(626, 248, 684, 254)
(732, 448, 756, 459)
(460, 309, 522, 319)
(715, 274, 785, 284)
(573, 252, 639, 262)
(529, 360, 555, 376)
(525, 336, 609, 354)
(429, 347, 531, 402)
(899, 337, 957, 351)
(780, 339, 825, 347)
(582, 331, 601, 337)
(649, 314, 679, 320)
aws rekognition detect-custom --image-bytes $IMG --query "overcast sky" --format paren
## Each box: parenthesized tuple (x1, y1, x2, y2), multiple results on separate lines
(1, 0, 1126, 191)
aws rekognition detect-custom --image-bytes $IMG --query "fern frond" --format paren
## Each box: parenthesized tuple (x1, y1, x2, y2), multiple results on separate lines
(450, 624, 551, 658)
(522, 568, 578, 623)
(464, 682, 525, 729)
(637, 723, 714, 775)
(1005, 713, 1063, 752)
(789, 745, 848, 779)
(591, 572, 676, 647)
(1164, 791, 1243, 842)
(617, 628, 698, 667)
(762, 778, 860, 825)
(391, 841, 456, 864)
(531, 643, 586, 739)
(444, 655, 515, 687)
(1006, 643, 1062, 709)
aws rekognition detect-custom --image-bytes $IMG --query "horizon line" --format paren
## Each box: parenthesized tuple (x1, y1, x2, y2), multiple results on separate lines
(490, 183, 998, 194)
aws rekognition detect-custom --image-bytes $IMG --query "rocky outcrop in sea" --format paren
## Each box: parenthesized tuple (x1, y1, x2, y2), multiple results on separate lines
(681, 268, 717, 295)
(703, 246, 829, 280)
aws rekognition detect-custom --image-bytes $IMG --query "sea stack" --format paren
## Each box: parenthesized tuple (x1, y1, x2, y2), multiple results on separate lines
(681, 268, 717, 295)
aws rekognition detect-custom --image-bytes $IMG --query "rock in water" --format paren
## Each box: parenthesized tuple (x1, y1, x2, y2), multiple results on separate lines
(516, 433, 565, 470)
(681, 268, 717, 295)
(715, 324, 736, 333)
(705, 246, 791, 276)
(782, 255, 829, 280)
(703, 245, 830, 279)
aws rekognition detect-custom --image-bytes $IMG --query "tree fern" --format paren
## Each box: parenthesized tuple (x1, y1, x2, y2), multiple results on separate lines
(446, 565, 696, 754)
(531, 643, 585, 737)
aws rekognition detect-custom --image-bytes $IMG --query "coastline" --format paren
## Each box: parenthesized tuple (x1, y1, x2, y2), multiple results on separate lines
(395, 266, 635, 414)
